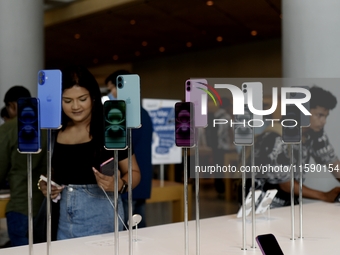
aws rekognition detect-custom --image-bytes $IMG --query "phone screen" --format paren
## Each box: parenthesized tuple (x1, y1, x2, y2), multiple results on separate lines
(282, 104, 301, 143)
(234, 104, 253, 145)
(17, 97, 41, 153)
(175, 102, 195, 147)
(104, 100, 127, 150)
(256, 234, 284, 255)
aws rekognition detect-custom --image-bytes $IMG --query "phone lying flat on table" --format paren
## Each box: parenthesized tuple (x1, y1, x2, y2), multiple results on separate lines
(100, 157, 115, 176)
(39, 175, 62, 189)
(256, 234, 284, 255)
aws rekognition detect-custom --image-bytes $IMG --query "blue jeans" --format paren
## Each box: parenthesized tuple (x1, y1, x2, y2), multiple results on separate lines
(57, 184, 124, 240)
(6, 211, 28, 247)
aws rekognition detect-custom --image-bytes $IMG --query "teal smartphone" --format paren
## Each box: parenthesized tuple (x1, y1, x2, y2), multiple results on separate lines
(17, 97, 41, 153)
(37, 70, 62, 129)
(104, 100, 127, 150)
(116, 74, 141, 128)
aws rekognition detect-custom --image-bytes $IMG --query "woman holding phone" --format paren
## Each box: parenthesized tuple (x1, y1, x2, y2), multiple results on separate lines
(38, 65, 140, 240)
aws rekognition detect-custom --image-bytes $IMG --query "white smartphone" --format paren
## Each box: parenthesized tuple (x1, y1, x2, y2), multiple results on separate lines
(39, 175, 62, 189)
(242, 82, 263, 121)
(255, 189, 278, 214)
(237, 190, 262, 218)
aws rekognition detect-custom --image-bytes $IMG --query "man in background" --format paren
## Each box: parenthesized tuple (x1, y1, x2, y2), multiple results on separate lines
(0, 86, 47, 246)
(105, 70, 153, 228)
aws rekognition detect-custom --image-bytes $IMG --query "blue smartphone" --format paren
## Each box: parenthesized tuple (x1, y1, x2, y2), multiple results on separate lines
(116, 74, 141, 128)
(175, 102, 196, 147)
(185, 79, 208, 128)
(256, 234, 284, 255)
(37, 70, 62, 129)
(17, 97, 41, 153)
(104, 100, 127, 150)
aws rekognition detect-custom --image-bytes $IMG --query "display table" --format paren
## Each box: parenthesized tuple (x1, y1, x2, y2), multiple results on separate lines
(146, 179, 192, 222)
(1, 202, 340, 254)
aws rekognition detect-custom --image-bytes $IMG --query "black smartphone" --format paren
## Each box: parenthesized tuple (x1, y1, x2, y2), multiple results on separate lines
(282, 104, 301, 143)
(100, 157, 115, 176)
(17, 97, 41, 153)
(103, 100, 127, 150)
(175, 102, 196, 147)
(233, 104, 253, 145)
(256, 234, 284, 255)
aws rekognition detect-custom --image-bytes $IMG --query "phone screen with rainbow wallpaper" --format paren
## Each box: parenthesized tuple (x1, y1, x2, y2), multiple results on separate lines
(104, 100, 127, 150)
(175, 102, 196, 147)
(17, 97, 41, 153)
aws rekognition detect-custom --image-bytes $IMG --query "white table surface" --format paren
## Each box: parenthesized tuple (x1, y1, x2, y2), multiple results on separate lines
(2, 201, 340, 254)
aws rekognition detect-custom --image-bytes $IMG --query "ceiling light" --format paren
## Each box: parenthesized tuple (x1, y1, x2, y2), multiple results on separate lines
(135, 51, 140, 56)
(74, 33, 80, 39)
(93, 58, 99, 64)
(216, 36, 223, 42)
(142, 41, 148, 46)
(159, 47, 165, 52)
(186, 42, 192, 48)
(113, 55, 119, 60)
(251, 30, 258, 36)
(206, 1, 214, 6)
(130, 19, 136, 25)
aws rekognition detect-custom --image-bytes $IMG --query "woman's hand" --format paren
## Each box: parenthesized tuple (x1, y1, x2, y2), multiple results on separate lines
(38, 177, 64, 199)
(92, 167, 122, 192)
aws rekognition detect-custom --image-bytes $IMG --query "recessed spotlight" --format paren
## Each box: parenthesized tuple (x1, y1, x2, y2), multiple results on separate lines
(142, 41, 148, 46)
(216, 36, 223, 42)
(186, 42, 192, 48)
(130, 19, 136, 25)
(93, 58, 99, 64)
(206, 1, 214, 6)
(135, 51, 140, 56)
(113, 55, 119, 60)
(74, 34, 81, 39)
(159, 47, 165, 52)
(251, 30, 258, 36)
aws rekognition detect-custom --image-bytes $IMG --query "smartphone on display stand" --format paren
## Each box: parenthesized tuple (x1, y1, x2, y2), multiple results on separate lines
(242, 82, 263, 121)
(255, 189, 278, 214)
(237, 190, 262, 218)
(282, 104, 301, 144)
(17, 97, 41, 153)
(116, 74, 141, 129)
(256, 233, 284, 255)
(289, 86, 310, 127)
(234, 104, 253, 145)
(175, 102, 196, 147)
(100, 157, 115, 176)
(37, 70, 62, 129)
(185, 79, 208, 128)
(104, 100, 127, 150)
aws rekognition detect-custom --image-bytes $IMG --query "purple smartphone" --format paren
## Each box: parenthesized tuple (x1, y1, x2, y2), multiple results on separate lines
(175, 102, 196, 147)
(256, 234, 284, 255)
(185, 79, 208, 128)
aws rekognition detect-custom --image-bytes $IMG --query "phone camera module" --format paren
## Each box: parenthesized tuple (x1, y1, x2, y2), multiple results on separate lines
(38, 72, 45, 85)
(186, 81, 191, 86)
(117, 82, 123, 89)
(243, 89, 247, 93)
(117, 76, 122, 82)
(186, 86, 191, 92)
(243, 84, 247, 89)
